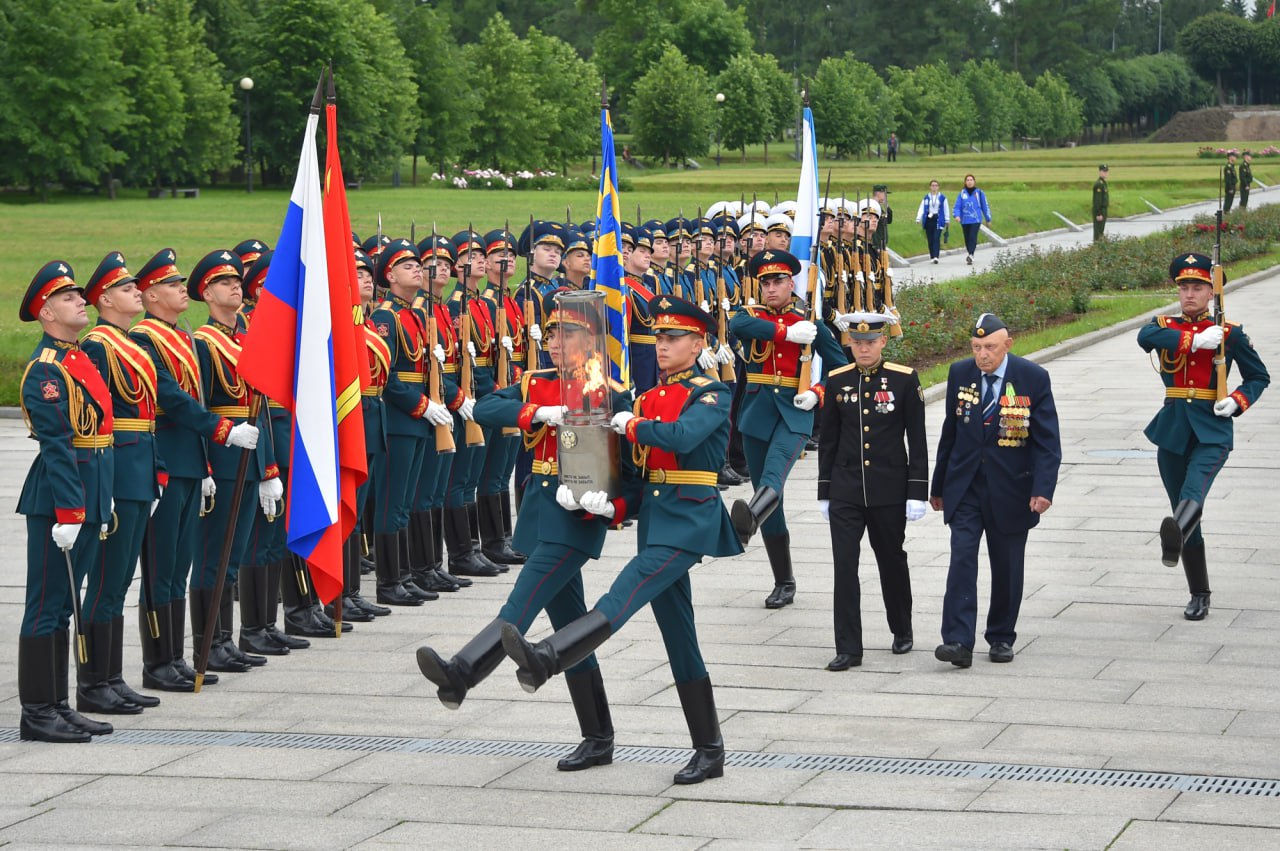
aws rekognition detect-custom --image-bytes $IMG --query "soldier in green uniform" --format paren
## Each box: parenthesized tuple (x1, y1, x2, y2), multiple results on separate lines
(17, 262, 117, 742)
(78, 253, 167, 714)
(418, 292, 636, 771)
(1138, 253, 1269, 620)
(729, 250, 847, 608)
(1092, 165, 1109, 241)
(1224, 153, 1238, 213)
(131, 249, 259, 690)
(1240, 152, 1253, 209)
(501, 296, 743, 785)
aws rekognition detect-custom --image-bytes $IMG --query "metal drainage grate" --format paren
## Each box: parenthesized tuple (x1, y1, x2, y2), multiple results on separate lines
(1, 727, 1277, 798)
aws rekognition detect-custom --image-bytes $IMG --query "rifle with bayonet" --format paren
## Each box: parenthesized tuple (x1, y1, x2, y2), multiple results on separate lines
(459, 227, 485, 447)
(426, 225, 456, 453)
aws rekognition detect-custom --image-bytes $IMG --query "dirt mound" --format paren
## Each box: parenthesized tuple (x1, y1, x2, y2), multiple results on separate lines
(1152, 107, 1280, 143)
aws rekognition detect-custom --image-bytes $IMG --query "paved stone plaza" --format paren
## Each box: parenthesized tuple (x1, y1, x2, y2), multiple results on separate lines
(0, 270, 1276, 848)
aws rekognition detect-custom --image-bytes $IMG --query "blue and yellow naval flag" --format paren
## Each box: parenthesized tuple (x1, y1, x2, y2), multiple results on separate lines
(588, 85, 630, 388)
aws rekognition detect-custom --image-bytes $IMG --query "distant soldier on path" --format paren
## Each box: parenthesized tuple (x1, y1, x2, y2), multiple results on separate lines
(1092, 165, 1109, 241)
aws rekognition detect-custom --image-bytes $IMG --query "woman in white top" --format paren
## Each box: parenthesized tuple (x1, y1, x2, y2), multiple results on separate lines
(915, 180, 949, 263)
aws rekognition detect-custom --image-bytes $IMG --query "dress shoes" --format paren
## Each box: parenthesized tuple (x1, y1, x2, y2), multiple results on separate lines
(826, 653, 862, 671)
(891, 635, 913, 655)
(934, 642, 973, 668)
(988, 642, 1014, 663)
(1184, 593, 1210, 621)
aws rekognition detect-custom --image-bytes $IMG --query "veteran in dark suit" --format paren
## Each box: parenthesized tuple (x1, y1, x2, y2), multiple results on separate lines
(930, 314, 1061, 668)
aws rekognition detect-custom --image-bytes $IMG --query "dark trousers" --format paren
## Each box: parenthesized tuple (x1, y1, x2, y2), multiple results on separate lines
(497, 542, 597, 676)
(829, 500, 912, 655)
(23, 517, 100, 637)
(85, 498, 148, 623)
(1157, 444, 1229, 547)
(887, 148, 897, 162)
(192, 477, 258, 589)
(924, 218, 942, 259)
(144, 474, 201, 605)
(1225, 190, 1235, 213)
(940, 475, 1028, 649)
(742, 430, 808, 536)
(1241, 186, 1250, 208)
(1093, 217, 1106, 241)
(374, 433, 425, 530)
(961, 222, 981, 256)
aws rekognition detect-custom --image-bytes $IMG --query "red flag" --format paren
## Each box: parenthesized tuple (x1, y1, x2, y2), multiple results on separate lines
(1270, 1, 1276, 18)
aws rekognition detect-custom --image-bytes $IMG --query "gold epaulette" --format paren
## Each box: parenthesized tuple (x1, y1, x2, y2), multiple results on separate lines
(39, 348, 58, 364)
(689, 376, 713, 387)
(450, 290, 462, 302)
(376, 300, 393, 311)
(411, 295, 426, 309)
(827, 362, 857, 377)
(882, 361, 914, 374)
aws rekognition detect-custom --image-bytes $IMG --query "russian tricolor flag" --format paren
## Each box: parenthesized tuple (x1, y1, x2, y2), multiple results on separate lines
(241, 70, 366, 605)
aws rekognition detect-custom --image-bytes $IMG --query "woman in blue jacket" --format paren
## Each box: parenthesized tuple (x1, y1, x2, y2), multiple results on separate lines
(915, 180, 949, 263)
(952, 174, 991, 265)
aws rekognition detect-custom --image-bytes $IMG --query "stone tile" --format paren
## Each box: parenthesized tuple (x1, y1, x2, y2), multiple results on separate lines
(1226, 711, 1280, 738)
(489, 759, 676, 797)
(663, 766, 817, 804)
(353, 821, 704, 850)
(321, 751, 527, 788)
(178, 814, 395, 850)
(879, 672, 1139, 703)
(635, 800, 833, 841)
(642, 684, 814, 713)
(965, 780, 1176, 817)
(46, 775, 378, 816)
(726, 712, 1003, 756)
(784, 772, 993, 810)
(146, 746, 364, 781)
(0, 744, 202, 777)
(1160, 791, 1280, 828)
(0, 806, 223, 846)
(0, 773, 96, 806)
(797, 810, 1127, 850)
(973, 697, 1237, 734)
(1109, 820, 1280, 850)
(793, 691, 993, 720)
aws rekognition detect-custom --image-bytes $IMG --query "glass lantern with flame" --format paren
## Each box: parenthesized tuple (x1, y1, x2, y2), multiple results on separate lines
(553, 290, 621, 502)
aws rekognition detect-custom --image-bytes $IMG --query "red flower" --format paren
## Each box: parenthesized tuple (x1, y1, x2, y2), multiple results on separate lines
(909, 320, 917, 326)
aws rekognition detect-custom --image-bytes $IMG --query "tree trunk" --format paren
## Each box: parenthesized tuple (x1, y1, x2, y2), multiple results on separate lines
(763, 139, 769, 165)
(411, 153, 418, 186)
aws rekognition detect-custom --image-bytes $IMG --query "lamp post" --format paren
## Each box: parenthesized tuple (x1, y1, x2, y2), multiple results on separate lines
(1157, 0, 1162, 54)
(239, 76, 254, 193)
(715, 92, 725, 167)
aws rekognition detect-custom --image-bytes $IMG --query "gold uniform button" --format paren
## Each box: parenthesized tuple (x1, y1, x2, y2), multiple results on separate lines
(659, 390, 666, 396)
(864, 443, 870, 449)
(541, 481, 549, 487)
(653, 490, 660, 496)
(773, 388, 779, 394)
(864, 392, 870, 398)
(864, 376, 870, 383)
(864, 460, 870, 466)
(863, 409, 869, 414)
(1189, 360, 1196, 366)
(863, 426, 870, 432)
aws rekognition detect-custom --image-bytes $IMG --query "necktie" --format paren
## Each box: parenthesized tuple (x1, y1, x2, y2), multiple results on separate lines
(982, 374, 999, 424)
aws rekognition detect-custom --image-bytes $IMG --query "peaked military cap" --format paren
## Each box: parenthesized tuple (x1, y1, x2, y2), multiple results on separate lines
(376, 238, 421, 285)
(137, 248, 185, 292)
(518, 220, 566, 256)
(971, 312, 1007, 338)
(544, 289, 599, 333)
(483, 228, 517, 257)
(1170, 252, 1214, 285)
(771, 200, 798, 219)
(562, 227, 591, 255)
(748, 249, 801, 280)
(765, 213, 793, 234)
(233, 239, 269, 268)
(642, 219, 668, 240)
(451, 229, 484, 259)
(21, 260, 81, 322)
(842, 311, 895, 340)
(189, 249, 243, 302)
(244, 250, 273, 302)
(362, 234, 391, 256)
(417, 234, 456, 265)
(690, 217, 715, 239)
(664, 217, 691, 240)
(353, 248, 373, 273)
(648, 295, 711, 337)
(738, 212, 768, 235)
(872, 184, 891, 194)
(578, 219, 597, 238)
(712, 216, 740, 239)
(351, 231, 362, 250)
(85, 251, 137, 306)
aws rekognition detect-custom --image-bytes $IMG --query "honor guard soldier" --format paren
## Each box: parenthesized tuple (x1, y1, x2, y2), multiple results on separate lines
(501, 296, 743, 785)
(622, 224, 661, 394)
(444, 230, 503, 578)
(418, 292, 636, 771)
(232, 238, 268, 271)
(130, 249, 259, 691)
(189, 250, 282, 673)
(817, 312, 927, 669)
(1224, 152, 1238, 213)
(764, 213, 792, 252)
(17, 262, 117, 742)
(1138, 253, 1269, 619)
(663, 217, 693, 296)
(559, 227, 593, 291)
(1092, 165, 1109, 241)
(515, 219, 568, 370)
(1240, 152, 1253, 208)
(479, 228, 526, 566)
(642, 219, 672, 294)
(728, 250, 847, 607)
(78, 253, 166, 715)
(370, 239, 454, 604)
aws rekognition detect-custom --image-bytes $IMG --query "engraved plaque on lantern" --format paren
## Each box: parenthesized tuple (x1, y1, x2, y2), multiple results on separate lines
(553, 290, 621, 501)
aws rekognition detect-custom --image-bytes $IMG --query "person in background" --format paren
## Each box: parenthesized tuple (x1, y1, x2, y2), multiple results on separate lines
(1092, 165, 1109, 242)
(915, 180, 949, 264)
(952, 174, 991, 266)
(886, 132, 899, 163)
(1239, 152, 1253, 209)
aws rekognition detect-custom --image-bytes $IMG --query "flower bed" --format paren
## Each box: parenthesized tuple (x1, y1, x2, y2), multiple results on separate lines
(1196, 145, 1280, 159)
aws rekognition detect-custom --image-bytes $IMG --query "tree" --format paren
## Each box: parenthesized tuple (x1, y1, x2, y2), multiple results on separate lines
(960, 59, 1015, 151)
(1033, 71, 1084, 145)
(1008, 72, 1048, 144)
(629, 44, 713, 166)
(242, 0, 416, 183)
(1178, 11, 1254, 104)
(1066, 65, 1120, 137)
(0, 0, 130, 199)
(807, 53, 897, 158)
(714, 54, 767, 162)
(892, 62, 975, 153)
(753, 53, 798, 164)
(461, 14, 543, 170)
(527, 28, 602, 173)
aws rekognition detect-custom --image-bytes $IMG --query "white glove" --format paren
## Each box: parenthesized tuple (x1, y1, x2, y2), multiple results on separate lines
(1192, 325, 1224, 351)
(818, 500, 830, 522)
(793, 390, 818, 411)
(433, 343, 446, 365)
(467, 341, 477, 358)
(697, 347, 719, 371)
(580, 490, 615, 519)
(906, 499, 928, 522)
(101, 522, 109, 537)
(834, 316, 851, 333)
(501, 335, 514, 354)
(458, 397, 476, 421)
(700, 300, 711, 313)
(533, 405, 567, 427)
(150, 499, 160, 517)
(52, 523, 82, 550)
(201, 476, 217, 500)
(721, 297, 731, 313)
(424, 399, 452, 426)
(716, 344, 733, 365)
(226, 423, 259, 449)
(1214, 397, 1239, 418)
(555, 484, 581, 511)
(747, 298, 756, 306)
(785, 321, 818, 344)
(528, 323, 543, 343)
(610, 411, 636, 435)
(259, 478, 283, 517)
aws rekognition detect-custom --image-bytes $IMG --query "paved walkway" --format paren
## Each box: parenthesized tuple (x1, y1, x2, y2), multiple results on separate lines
(0, 277, 1276, 849)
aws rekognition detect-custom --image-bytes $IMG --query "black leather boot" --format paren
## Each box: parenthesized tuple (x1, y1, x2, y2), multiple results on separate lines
(718, 463, 746, 487)
(673, 675, 725, 784)
(141, 601, 193, 691)
(499, 490, 526, 564)
(467, 501, 507, 573)
(480, 493, 523, 565)
(190, 589, 251, 673)
(55, 629, 113, 736)
(344, 533, 390, 616)
(77, 620, 142, 714)
(762, 532, 796, 609)
(409, 511, 457, 593)
(1182, 541, 1211, 621)
(445, 507, 500, 577)
(20, 634, 90, 743)
(731, 486, 780, 546)
(374, 532, 424, 605)
(265, 559, 310, 649)
(416, 618, 506, 709)
(432, 507, 471, 588)
(171, 597, 216, 685)
(221, 584, 267, 665)
(500, 610, 612, 693)
(1160, 499, 1203, 567)
(558, 668, 615, 771)
(396, 527, 437, 602)
(239, 563, 289, 655)
(108, 615, 159, 707)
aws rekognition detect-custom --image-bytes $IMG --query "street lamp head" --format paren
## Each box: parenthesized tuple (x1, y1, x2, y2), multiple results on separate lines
(715, 92, 725, 104)
(239, 77, 254, 92)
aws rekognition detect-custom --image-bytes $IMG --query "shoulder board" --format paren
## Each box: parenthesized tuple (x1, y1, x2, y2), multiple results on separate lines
(827, 362, 857, 377)
(1156, 315, 1171, 328)
(411, 296, 425, 309)
(882, 361, 914, 374)
(450, 291, 462, 302)
(742, 305, 764, 318)
(527, 367, 557, 375)
(39, 348, 58, 364)
(1226, 320, 1241, 328)
(376, 300, 393, 311)
(689, 376, 713, 387)
(608, 378, 628, 393)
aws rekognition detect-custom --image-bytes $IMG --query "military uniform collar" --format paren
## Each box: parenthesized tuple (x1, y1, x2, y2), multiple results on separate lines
(142, 312, 177, 328)
(1180, 310, 1211, 322)
(390, 293, 413, 309)
(44, 332, 79, 350)
(661, 368, 697, 385)
(208, 318, 237, 335)
(95, 316, 130, 332)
